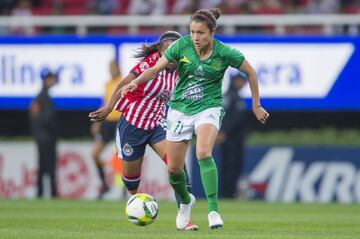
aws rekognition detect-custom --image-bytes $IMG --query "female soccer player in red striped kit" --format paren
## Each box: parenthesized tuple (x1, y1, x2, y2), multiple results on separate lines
(89, 31, 198, 231)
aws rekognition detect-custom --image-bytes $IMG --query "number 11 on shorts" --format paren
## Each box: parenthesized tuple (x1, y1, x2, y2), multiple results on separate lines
(173, 120, 184, 134)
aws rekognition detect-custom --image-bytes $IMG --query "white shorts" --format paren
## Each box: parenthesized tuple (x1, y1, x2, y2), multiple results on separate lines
(166, 107, 225, 142)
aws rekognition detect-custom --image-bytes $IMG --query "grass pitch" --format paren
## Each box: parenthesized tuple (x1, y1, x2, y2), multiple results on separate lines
(0, 199, 359, 239)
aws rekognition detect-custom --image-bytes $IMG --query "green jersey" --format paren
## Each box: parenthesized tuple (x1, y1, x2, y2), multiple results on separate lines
(164, 35, 244, 115)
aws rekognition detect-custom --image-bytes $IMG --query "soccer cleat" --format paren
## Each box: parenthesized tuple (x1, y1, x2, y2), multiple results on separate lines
(176, 193, 196, 230)
(184, 221, 199, 231)
(208, 211, 224, 229)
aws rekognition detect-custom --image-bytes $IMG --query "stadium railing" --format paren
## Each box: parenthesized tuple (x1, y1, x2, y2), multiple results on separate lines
(0, 14, 360, 35)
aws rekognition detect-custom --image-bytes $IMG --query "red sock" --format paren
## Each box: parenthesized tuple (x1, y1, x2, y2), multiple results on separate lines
(122, 173, 141, 194)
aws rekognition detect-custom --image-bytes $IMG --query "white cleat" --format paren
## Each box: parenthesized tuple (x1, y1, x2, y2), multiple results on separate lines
(208, 211, 224, 229)
(176, 193, 196, 230)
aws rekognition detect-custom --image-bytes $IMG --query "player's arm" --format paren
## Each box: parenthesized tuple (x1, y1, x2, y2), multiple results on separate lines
(121, 55, 169, 96)
(239, 59, 269, 124)
(89, 73, 136, 122)
(29, 99, 40, 117)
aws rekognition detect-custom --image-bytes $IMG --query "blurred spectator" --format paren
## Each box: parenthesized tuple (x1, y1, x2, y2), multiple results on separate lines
(250, 0, 284, 14)
(199, 0, 222, 9)
(0, 0, 15, 35)
(218, 0, 251, 14)
(283, 0, 305, 14)
(171, 0, 196, 33)
(31, 0, 40, 7)
(29, 71, 59, 199)
(1, 0, 360, 36)
(46, 2, 68, 34)
(0, 0, 15, 15)
(87, 0, 119, 15)
(128, 0, 166, 15)
(90, 60, 122, 199)
(340, 0, 360, 13)
(304, 0, 340, 14)
(217, 70, 248, 198)
(10, 0, 34, 35)
(172, 0, 196, 14)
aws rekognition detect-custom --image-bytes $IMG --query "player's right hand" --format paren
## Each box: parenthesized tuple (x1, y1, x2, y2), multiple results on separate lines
(253, 105, 269, 124)
(88, 106, 111, 122)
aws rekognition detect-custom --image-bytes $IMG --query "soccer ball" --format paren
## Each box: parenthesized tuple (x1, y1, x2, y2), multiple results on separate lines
(125, 193, 159, 226)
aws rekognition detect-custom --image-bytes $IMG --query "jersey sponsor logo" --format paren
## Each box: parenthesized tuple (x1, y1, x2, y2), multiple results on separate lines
(180, 56, 191, 64)
(182, 83, 203, 101)
(122, 143, 134, 157)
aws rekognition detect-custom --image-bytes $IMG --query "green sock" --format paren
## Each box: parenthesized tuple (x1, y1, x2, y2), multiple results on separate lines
(169, 170, 190, 204)
(199, 156, 219, 212)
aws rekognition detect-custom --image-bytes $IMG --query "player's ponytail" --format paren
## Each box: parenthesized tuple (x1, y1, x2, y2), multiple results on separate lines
(133, 31, 182, 60)
(209, 8, 221, 20)
(133, 43, 159, 60)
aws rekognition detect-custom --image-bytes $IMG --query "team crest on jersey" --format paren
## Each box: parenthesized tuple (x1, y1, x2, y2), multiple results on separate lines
(211, 59, 222, 71)
(194, 66, 205, 77)
(122, 143, 134, 156)
(158, 89, 171, 103)
(140, 62, 149, 72)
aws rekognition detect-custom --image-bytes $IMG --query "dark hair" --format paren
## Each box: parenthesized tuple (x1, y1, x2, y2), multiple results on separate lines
(40, 69, 57, 81)
(133, 31, 182, 59)
(191, 8, 221, 31)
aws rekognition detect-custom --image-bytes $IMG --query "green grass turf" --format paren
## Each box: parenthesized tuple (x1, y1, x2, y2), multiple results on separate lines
(0, 199, 359, 239)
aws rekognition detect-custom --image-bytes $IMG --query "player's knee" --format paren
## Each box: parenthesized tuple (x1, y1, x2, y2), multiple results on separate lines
(196, 147, 212, 159)
(122, 174, 141, 194)
(167, 165, 182, 175)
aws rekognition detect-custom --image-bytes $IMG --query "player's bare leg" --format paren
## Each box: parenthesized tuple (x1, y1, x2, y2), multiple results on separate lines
(92, 141, 109, 199)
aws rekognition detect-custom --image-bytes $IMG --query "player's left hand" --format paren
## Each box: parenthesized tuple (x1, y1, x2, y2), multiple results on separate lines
(88, 106, 112, 122)
(253, 106, 269, 124)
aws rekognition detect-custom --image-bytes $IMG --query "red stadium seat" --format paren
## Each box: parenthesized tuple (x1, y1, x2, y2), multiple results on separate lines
(107, 26, 128, 35)
(32, 7, 52, 16)
(166, 0, 176, 14)
(41, 0, 53, 7)
(118, 0, 131, 15)
(64, 7, 86, 16)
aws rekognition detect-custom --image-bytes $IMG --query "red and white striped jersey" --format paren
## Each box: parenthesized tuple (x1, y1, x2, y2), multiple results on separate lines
(115, 52, 177, 130)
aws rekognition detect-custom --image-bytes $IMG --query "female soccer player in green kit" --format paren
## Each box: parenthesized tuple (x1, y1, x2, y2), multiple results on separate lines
(122, 8, 269, 230)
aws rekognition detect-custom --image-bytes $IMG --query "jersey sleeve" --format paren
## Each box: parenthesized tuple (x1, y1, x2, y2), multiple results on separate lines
(164, 39, 180, 63)
(130, 52, 158, 77)
(224, 45, 245, 69)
